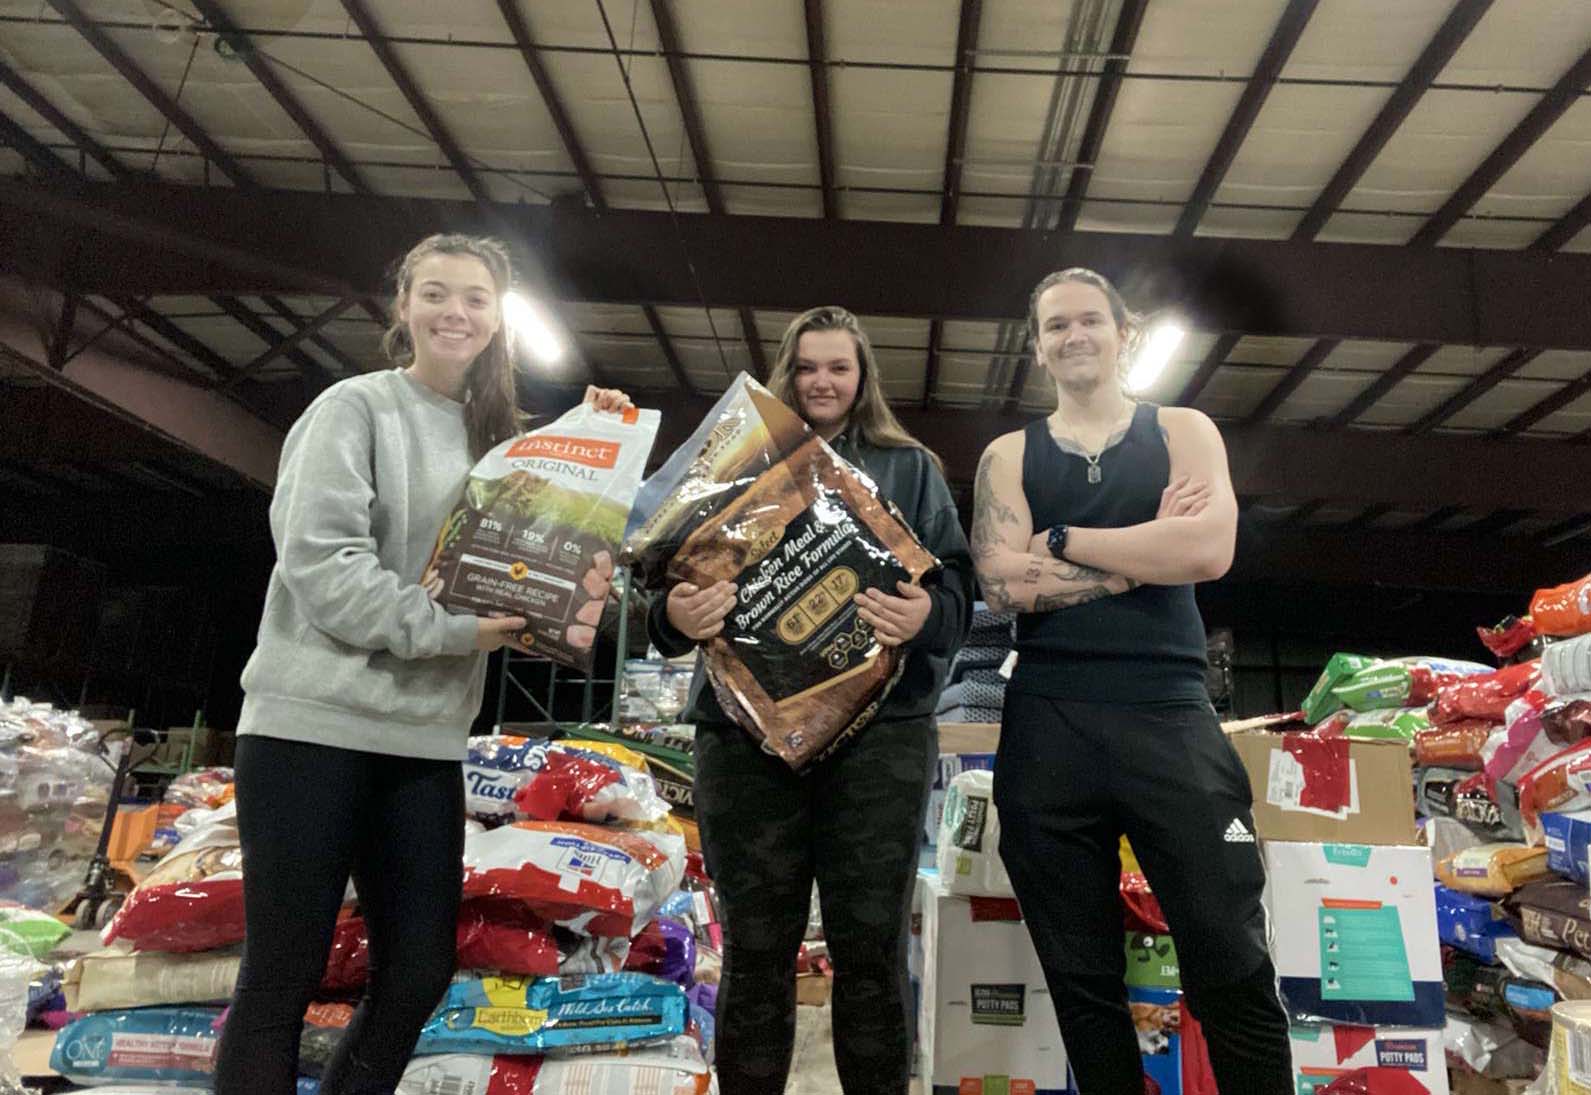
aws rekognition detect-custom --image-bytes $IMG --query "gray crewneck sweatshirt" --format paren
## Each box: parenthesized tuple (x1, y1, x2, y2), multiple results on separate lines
(238, 369, 486, 760)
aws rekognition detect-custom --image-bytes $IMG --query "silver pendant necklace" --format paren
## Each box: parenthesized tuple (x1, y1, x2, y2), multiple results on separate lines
(1057, 400, 1133, 486)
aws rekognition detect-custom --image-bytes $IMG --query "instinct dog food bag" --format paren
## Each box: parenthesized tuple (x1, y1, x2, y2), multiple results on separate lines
(622, 373, 939, 770)
(427, 402, 660, 672)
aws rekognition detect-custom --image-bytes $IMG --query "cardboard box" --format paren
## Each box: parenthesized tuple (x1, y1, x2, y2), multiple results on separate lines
(918, 874, 1072, 1095)
(796, 972, 831, 1007)
(939, 723, 999, 755)
(1232, 731, 1417, 845)
(1541, 810, 1591, 884)
(1289, 1024, 1449, 1095)
(1264, 842, 1444, 1028)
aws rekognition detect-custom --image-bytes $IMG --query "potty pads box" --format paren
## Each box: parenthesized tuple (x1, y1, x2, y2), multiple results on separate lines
(1289, 1024, 1449, 1095)
(1263, 842, 1444, 1028)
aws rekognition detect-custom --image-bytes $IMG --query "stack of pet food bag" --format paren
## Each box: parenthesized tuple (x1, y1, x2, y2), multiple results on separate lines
(47, 398, 719, 1092)
(1225, 569, 1591, 1094)
(44, 733, 718, 1094)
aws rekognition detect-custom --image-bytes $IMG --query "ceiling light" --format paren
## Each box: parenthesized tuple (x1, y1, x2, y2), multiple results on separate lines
(503, 290, 563, 365)
(1125, 319, 1186, 393)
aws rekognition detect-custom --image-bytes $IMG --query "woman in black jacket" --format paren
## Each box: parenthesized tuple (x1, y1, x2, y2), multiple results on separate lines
(648, 306, 972, 1095)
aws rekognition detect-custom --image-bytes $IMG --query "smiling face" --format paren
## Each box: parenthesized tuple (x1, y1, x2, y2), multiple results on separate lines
(1033, 279, 1128, 396)
(398, 252, 503, 386)
(791, 328, 862, 438)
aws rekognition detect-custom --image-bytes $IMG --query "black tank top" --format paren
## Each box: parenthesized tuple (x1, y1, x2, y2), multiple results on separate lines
(1010, 402, 1209, 703)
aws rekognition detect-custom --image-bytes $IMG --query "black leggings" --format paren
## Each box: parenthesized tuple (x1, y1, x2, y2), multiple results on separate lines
(995, 694, 1292, 1095)
(693, 717, 937, 1095)
(213, 735, 464, 1095)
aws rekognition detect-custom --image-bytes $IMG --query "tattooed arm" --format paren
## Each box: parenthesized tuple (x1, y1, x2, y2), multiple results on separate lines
(1059, 408, 1238, 585)
(970, 432, 1136, 614)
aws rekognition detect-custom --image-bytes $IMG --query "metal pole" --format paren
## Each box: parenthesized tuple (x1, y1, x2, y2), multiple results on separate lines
(0, 662, 11, 702)
(612, 567, 630, 727)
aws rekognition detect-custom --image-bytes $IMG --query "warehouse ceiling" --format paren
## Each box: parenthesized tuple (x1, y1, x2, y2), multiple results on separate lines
(1, 0, 1590, 592)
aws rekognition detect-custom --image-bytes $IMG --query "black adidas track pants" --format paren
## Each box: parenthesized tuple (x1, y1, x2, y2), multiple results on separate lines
(995, 694, 1292, 1094)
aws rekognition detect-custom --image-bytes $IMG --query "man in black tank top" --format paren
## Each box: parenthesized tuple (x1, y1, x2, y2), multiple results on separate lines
(971, 268, 1291, 1094)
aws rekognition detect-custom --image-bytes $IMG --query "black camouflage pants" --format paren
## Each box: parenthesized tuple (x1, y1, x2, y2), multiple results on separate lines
(694, 716, 937, 1095)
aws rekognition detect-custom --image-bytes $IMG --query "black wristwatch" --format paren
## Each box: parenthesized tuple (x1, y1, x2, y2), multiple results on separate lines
(1046, 524, 1071, 561)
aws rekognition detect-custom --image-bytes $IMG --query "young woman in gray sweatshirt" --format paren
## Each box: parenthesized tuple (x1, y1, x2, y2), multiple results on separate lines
(213, 234, 631, 1095)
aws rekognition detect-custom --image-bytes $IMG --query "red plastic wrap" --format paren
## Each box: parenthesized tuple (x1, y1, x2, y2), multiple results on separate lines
(1533, 574, 1591, 638)
(1121, 873, 1168, 934)
(1413, 720, 1496, 771)
(318, 916, 369, 995)
(1317, 1069, 1434, 1095)
(461, 821, 685, 938)
(101, 879, 244, 953)
(1478, 616, 1538, 660)
(454, 901, 562, 977)
(1286, 734, 1353, 813)
(1433, 663, 1539, 724)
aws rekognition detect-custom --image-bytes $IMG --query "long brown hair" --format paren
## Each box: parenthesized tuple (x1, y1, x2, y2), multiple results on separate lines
(765, 306, 943, 472)
(380, 233, 522, 459)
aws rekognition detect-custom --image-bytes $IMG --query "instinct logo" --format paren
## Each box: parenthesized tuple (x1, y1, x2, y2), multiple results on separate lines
(505, 435, 620, 469)
(1223, 819, 1255, 844)
(508, 562, 531, 581)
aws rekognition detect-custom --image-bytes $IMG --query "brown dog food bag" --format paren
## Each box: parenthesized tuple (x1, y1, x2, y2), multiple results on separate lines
(622, 374, 939, 769)
(428, 403, 660, 672)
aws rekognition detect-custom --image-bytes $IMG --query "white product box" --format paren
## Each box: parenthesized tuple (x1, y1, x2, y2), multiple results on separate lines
(1263, 842, 1444, 1029)
(1289, 1024, 1449, 1095)
(917, 873, 1073, 1095)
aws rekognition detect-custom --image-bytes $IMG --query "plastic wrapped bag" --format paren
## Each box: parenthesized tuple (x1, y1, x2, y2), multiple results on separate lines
(102, 802, 245, 951)
(1435, 843, 1551, 896)
(0, 902, 69, 959)
(1300, 653, 1378, 724)
(463, 735, 552, 822)
(1517, 739, 1591, 843)
(515, 747, 669, 826)
(1443, 1011, 1545, 1079)
(456, 901, 631, 977)
(413, 972, 687, 1057)
(427, 403, 661, 672)
(621, 374, 939, 770)
(1505, 879, 1591, 960)
(50, 1007, 223, 1086)
(623, 918, 697, 988)
(1480, 616, 1539, 662)
(163, 768, 234, 810)
(1533, 574, 1591, 639)
(462, 822, 685, 938)
(1332, 656, 1490, 713)
(1414, 720, 1495, 770)
(935, 769, 1013, 898)
(397, 1045, 711, 1095)
(64, 947, 240, 1012)
(1435, 663, 1539, 725)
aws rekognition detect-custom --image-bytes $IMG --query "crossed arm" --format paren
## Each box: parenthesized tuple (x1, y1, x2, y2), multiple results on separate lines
(969, 408, 1238, 613)
(969, 434, 1135, 613)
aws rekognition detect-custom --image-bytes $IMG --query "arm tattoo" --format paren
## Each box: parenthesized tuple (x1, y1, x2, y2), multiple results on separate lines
(970, 449, 1019, 560)
(1033, 585, 1114, 612)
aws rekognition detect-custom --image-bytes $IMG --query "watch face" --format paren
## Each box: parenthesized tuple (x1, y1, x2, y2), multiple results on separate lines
(1047, 526, 1066, 557)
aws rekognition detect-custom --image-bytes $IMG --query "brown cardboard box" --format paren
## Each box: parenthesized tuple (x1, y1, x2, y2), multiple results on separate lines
(1231, 731, 1417, 845)
(938, 723, 998, 755)
(1449, 1074, 1531, 1095)
(796, 972, 832, 1007)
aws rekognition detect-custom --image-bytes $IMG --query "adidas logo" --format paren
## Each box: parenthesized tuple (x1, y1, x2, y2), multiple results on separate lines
(1223, 818, 1255, 844)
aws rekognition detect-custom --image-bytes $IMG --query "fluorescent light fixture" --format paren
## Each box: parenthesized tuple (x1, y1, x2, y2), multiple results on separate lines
(1125, 319, 1186, 393)
(502, 290, 563, 364)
